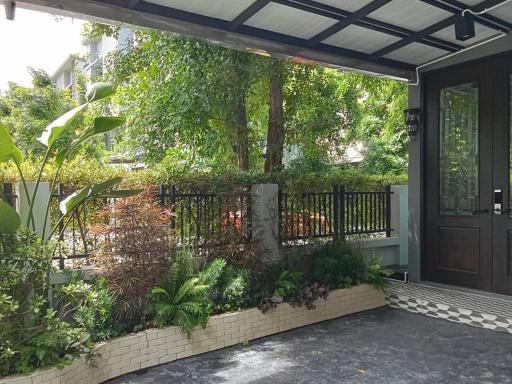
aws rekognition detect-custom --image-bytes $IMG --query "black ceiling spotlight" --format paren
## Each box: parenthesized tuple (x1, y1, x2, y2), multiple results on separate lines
(455, 11, 476, 41)
(4, 1, 16, 20)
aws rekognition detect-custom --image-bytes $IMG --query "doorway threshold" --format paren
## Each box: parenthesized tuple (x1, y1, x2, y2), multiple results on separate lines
(384, 280, 512, 334)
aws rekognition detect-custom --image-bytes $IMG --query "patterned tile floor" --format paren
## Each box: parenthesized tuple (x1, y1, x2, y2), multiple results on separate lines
(385, 280, 512, 334)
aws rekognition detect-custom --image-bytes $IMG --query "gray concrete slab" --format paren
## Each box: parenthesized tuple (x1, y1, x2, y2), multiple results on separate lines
(106, 307, 512, 384)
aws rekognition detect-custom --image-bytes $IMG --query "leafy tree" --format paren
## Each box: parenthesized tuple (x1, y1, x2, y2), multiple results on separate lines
(0, 68, 75, 157)
(345, 75, 408, 175)
(104, 31, 266, 170)
(85, 23, 408, 176)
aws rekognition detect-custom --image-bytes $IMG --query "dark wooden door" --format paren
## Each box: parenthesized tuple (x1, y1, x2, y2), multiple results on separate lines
(424, 61, 493, 291)
(491, 55, 512, 295)
(424, 53, 512, 295)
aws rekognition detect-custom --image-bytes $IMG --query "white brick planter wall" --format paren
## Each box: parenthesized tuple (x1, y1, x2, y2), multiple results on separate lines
(1, 284, 384, 384)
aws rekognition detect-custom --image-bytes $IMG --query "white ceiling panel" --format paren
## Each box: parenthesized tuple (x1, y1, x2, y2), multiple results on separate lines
(488, 3, 512, 23)
(245, 2, 338, 39)
(437, 0, 512, 25)
(383, 42, 447, 65)
(432, 23, 501, 46)
(146, 0, 257, 21)
(323, 24, 401, 53)
(312, 0, 375, 13)
(368, 0, 452, 31)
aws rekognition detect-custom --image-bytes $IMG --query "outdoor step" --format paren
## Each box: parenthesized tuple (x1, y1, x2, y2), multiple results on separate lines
(384, 280, 512, 334)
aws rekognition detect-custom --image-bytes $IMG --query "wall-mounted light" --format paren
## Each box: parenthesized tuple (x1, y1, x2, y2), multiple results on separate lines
(455, 11, 475, 41)
(404, 108, 421, 140)
(4, 1, 16, 21)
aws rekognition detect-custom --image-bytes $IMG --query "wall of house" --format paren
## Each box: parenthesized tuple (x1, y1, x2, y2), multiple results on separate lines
(407, 85, 421, 282)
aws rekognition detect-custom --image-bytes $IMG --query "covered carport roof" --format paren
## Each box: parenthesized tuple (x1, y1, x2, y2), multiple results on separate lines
(9, 0, 512, 81)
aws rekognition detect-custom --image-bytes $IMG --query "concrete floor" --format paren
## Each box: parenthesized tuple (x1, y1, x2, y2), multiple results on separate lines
(107, 307, 512, 384)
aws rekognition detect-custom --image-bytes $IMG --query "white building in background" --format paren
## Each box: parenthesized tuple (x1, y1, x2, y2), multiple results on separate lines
(50, 27, 141, 166)
(51, 54, 79, 90)
(51, 27, 132, 90)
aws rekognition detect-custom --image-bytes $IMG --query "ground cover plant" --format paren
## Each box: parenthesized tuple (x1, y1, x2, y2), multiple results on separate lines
(0, 230, 91, 376)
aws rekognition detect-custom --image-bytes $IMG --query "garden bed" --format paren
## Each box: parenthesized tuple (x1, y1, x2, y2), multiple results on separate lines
(0, 284, 384, 384)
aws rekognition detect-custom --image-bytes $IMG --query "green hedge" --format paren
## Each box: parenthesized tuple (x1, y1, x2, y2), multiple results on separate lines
(0, 159, 407, 192)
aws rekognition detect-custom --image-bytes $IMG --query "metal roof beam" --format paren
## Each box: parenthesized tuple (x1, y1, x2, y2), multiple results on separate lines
(274, 0, 462, 52)
(419, 0, 512, 32)
(229, 0, 271, 31)
(306, 0, 393, 47)
(126, 0, 141, 8)
(370, 0, 510, 59)
(122, 0, 416, 71)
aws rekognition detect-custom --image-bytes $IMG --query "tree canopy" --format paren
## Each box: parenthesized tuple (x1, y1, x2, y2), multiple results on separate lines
(2, 24, 408, 177)
(0, 69, 75, 157)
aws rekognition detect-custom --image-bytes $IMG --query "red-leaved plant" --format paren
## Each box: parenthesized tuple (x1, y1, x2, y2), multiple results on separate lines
(89, 187, 174, 328)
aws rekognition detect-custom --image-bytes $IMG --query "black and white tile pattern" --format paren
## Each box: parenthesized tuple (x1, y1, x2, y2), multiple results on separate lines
(384, 280, 512, 334)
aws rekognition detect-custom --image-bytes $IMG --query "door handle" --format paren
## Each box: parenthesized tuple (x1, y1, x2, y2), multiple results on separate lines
(495, 189, 503, 215)
(475, 208, 490, 214)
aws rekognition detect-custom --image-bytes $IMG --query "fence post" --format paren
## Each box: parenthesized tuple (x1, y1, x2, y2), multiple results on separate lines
(277, 188, 282, 243)
(385, 185, 392, 238)
(57, 184, 65, 270)
(2, 183, 14, 207)
(391, 185, 409, 266)
(333, 184, 345, 243)
(159, 184, 166, 207)
(333, 185, 339, 242)
(251, 184, 280, 263)
(16, 181, 51, 240)
(170, 185, 177, 232)
(339, 184, 345, 242)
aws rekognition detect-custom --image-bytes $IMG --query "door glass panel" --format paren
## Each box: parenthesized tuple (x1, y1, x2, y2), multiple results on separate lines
(439, 82, 479, 216)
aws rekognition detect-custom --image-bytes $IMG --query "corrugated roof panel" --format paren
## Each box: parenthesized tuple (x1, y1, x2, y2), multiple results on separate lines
(368, 0, 452, 31)
(322, 24, 401, 53)
(488, 3, 512, 23)
(244, 2, 338, 39)
(146, 0, 257, 21)
(383, 42, 447, 65)
(312, 0, 375, 13)
(432, 23, 500, 46)
(437, 0, 512, 24)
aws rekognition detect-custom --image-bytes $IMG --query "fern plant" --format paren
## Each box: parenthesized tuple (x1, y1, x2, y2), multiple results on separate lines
(263, 264, 302, 300)
(146, 254, 210, 336)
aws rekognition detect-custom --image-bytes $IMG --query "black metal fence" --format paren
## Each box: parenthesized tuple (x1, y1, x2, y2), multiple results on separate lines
(159, 185, 252, 248)
(278, 185, 392, 243)
(1, 183, 253, 268)
(2, 183, 392, 267)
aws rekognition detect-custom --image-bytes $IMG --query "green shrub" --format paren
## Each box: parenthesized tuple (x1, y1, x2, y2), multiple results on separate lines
(0, 158, 407, 192)
(56, 273, 119, 341)
(312, 243, 367, 289)
(311, 243, 391, 289)
(257, 264, 303, 313)
(221, 266, 251, 311)
(0, 231, 89, 376)
(200, 259, 251, 313)
(365, 260, 393, 288)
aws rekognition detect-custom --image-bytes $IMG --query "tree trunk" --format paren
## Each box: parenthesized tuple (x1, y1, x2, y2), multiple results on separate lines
(264, 61, 285, 173)
(233, 91, 249, 171)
